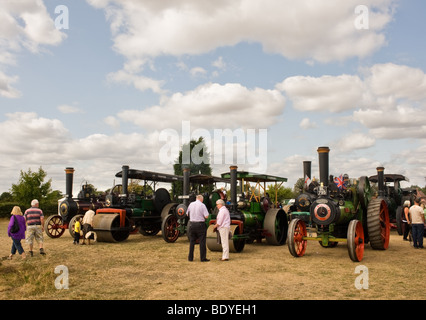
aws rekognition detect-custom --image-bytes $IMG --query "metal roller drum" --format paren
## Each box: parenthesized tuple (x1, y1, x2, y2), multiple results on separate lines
(93, 213, 130, 242)
(206, 224, 245, 253)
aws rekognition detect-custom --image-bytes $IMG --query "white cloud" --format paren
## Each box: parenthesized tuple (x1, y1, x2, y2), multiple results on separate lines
(89, 0, 396, 92)
(299, 118, 317, 130)
(212, 56, 226, 70)
(107, 69, 165, 94)
(0, 0, 67, 98)
(333, 132, 376, 152)
(58, 104, 85, 114)
(277, 74, 365, 113)
(0, 71, 21, 98)
(190, 67, 207, 78)
(367, 63, 426, 101)
(117, 82, 286, 131)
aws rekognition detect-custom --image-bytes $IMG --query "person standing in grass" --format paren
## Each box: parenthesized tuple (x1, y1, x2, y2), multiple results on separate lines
(24, 199, 46, 256)
(213, 199, 231, 261)
(409, 198, 425, 249)
(7, 206, 27, 260)
(73, 216, 82, 245)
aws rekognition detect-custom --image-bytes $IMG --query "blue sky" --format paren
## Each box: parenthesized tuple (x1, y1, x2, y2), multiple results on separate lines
(1, 0, 425, 194)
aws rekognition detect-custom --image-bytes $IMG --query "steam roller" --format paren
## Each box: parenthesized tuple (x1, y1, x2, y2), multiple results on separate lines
(206, 222, 246, 253)
(206, 166, 289, 253)
(93, 208, 131, 242)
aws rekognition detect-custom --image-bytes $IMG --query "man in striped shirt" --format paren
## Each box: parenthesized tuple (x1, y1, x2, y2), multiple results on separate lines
(24, 199, 46, 256)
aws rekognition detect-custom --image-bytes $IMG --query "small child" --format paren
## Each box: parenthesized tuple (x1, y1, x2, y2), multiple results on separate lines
(73, 217, 81, 245)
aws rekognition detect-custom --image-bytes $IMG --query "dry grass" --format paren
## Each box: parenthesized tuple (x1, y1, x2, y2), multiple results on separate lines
(0, 218, 425, 300)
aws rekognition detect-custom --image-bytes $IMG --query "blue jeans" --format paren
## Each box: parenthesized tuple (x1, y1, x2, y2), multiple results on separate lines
(411, 224, 424, 248)
(11, 238, 25, 255)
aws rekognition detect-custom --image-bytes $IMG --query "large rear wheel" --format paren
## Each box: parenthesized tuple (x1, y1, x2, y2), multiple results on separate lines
(264, 208, 288, 245)
(45, 215, 65, 238)
(367, 198, 390, 250)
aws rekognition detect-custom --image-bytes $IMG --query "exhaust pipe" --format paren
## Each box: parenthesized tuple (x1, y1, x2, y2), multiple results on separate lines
(65, 167, 75, 199)
(121, 165, 129, 200)
(317, 147, 330, 187)
(376, 166, 385, 197)
(303, 161, 311, 180)
(183, 166, 190, 206)
(230, 166, 238, 211)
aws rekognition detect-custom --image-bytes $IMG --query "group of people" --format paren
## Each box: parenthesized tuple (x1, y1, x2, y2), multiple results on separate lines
(72, 209, 97, 245)
(6, 199, 45, 260)
(401, 197, 426, 249)
(186, 195, 230, 262)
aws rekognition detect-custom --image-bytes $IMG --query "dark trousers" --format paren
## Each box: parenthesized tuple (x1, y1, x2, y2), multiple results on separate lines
(11, 238, 24, 255)
(402, 221, 410, 239)
(188, 222, 207, 261)
(73, 232, 80, 244)
(412, 224, 424, 248)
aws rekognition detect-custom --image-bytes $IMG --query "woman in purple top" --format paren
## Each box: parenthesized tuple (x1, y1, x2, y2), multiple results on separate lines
(7, 206, 27, 260)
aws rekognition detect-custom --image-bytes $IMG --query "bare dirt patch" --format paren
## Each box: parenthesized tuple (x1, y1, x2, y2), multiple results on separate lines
(0, 219, 425, 300)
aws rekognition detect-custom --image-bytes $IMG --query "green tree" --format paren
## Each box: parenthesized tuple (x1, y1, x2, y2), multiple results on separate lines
(10, 167, 53, 207)
(172, 137, 212, 197)
(266, 184, 296, 205)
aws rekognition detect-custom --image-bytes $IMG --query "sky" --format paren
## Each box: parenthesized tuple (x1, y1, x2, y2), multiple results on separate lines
(0, 0, 426, 196)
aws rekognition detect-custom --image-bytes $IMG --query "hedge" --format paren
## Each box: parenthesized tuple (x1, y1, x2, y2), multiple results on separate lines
(0, 201, 58, 219)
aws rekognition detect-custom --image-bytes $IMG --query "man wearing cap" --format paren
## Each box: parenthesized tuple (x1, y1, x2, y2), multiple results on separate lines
(213, 199, 231, 261)
(24, 199, 46, 256)
(186, 195, 210, 262)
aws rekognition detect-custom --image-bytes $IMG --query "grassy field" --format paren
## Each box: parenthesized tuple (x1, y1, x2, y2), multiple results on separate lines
(0, 218, 425, 300)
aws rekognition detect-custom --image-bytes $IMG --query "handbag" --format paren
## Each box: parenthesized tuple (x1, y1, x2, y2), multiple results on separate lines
(10, 216, 20, 234)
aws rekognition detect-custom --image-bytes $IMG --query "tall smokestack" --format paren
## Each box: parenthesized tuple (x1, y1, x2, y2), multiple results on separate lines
(65, 167, 74, 199)
(230, 166, 238, 211)
(377, 166, 385, 197)
(183, 166, 190, 206)
(317, 147, 330, 187)
(121, 165, 129, 198)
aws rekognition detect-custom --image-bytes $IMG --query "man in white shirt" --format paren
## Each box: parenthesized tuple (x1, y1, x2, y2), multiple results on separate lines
(213, 199, 231, 261)
(186, 195, 210, 261)
(409, 198, 425, 249)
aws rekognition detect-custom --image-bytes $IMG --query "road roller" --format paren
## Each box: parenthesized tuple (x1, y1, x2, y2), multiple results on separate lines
(161, 166, 230, 243)
(287, 146, 391, 262)
(44, 167, 106, 239)
(206, 166, 289, 253)
(93, 165, 183, 242)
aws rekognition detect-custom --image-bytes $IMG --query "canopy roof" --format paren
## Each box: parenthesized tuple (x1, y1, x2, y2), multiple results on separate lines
(189, 174, 230, 184)
(368, 174, 409, 183)
(221, 171, 287, 183)
(116, 169, 182, 183)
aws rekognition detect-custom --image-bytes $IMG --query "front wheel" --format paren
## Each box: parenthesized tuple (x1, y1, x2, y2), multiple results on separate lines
(347, 220, 365, 262)
(161, 214, 180, 243)
(288, 219, 307, 258)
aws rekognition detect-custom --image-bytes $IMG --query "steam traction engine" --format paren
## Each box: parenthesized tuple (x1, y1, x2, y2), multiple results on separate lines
(161, 167, 230, 243)
(93, 165, 182, 242)
(287, 147, 390, 262)
(368, 169, 415, 234)
(44, 167, 106, 238)
(206, 166, 289, 253)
